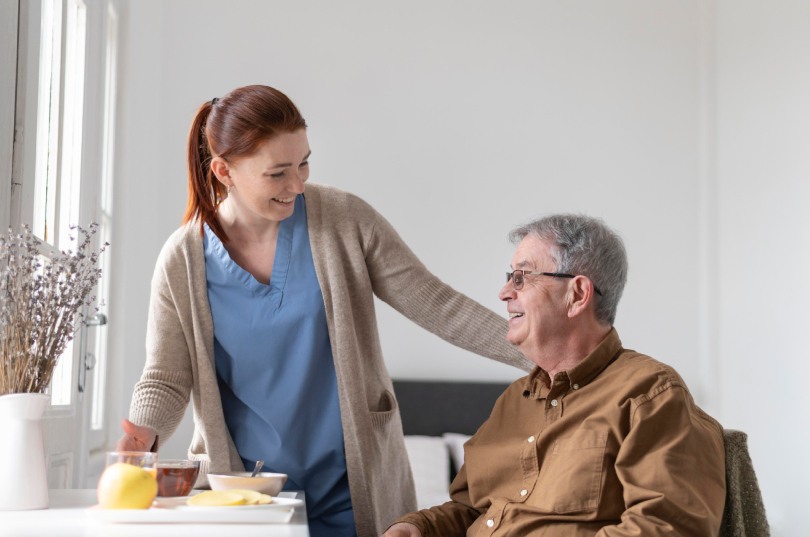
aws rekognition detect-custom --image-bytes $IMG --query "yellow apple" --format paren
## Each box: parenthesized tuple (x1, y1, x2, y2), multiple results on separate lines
(97, 462, 158, 509)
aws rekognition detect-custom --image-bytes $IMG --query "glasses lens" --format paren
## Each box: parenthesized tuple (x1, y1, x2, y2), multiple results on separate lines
(513, 270, 524, 289)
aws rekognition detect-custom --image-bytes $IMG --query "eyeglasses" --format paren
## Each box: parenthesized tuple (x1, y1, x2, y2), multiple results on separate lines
(506, 269, 603, 296)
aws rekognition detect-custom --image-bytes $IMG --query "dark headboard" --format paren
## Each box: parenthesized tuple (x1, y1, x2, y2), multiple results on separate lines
(393, 380, 510, 437)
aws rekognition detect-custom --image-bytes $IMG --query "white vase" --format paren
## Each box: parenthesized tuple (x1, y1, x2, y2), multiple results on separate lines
(0, 392, 50, 510)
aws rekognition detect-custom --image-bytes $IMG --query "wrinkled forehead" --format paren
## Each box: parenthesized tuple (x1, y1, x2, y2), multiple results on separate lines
(511, 235, 555, 270)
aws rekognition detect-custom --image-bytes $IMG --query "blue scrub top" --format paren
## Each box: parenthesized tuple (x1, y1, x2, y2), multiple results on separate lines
(203, 195, 355, 536)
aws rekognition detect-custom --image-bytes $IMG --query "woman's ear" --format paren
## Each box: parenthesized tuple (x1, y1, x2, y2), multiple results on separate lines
(210, 157, 232, 188)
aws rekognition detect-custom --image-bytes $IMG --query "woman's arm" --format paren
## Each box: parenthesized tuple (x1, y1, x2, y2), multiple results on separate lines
(364, 207, 531, 372)
(127, 244, 195, 442)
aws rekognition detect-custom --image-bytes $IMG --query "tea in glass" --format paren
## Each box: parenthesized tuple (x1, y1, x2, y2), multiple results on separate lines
(156, 459, 201, 497)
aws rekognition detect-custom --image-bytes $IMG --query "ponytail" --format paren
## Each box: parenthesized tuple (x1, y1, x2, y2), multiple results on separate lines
(183, 101, 228, 241)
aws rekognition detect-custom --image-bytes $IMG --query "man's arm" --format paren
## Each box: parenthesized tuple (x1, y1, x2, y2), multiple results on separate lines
(384, 465, 482, 537)
(600, 384, 726, 536)
(382, 522, 422, 537)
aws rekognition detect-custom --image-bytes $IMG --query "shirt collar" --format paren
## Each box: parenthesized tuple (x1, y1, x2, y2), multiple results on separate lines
(522, 328, 623, 398)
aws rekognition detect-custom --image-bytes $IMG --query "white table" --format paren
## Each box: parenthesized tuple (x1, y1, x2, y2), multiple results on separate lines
(2, 489, 310, 537)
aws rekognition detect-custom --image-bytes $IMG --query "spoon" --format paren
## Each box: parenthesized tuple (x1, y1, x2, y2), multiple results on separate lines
(250, 459, 264, 477)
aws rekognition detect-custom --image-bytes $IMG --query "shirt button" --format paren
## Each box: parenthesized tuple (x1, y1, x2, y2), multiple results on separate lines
(550, 399, 558, 407)
(572, 383, 580, 390)
(486, 519, 495, 528)
(527, 435, 535, 443)
(520, 489, 528, 496)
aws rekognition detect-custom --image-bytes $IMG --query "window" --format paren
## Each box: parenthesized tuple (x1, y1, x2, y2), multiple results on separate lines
(11, 0, 118, 488)
(32, 0, 62, 244)
(34, 0, 89, 406)
(90, 1, 118, 431)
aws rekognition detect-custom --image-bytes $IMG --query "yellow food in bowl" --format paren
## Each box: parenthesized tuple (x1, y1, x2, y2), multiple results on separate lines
(207, 471, 287, 496)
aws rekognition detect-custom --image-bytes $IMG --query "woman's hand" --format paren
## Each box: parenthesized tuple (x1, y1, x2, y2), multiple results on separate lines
(116, 419, 157, 452)
(382, 522, 422, 537)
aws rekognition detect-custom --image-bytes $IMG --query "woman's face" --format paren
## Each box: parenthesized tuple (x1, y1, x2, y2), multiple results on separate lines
(214, 129, 311, 224)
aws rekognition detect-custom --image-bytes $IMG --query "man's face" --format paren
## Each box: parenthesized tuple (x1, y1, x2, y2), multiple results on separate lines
(498, 235, 571, 363)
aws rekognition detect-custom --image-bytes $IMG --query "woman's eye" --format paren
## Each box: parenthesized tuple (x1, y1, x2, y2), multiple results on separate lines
(269, 171, 286, 178)
(300, 161, 309, 168)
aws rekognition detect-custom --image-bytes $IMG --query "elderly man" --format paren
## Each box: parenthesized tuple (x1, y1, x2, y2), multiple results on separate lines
(384, 214, 726, 536)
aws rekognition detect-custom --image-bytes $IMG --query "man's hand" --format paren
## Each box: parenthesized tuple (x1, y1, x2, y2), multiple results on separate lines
(382, 522, 422, 537)
(116, 419, 157, 452)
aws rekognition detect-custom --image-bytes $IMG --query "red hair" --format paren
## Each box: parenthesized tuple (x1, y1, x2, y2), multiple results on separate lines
(182, 85, 307, 242)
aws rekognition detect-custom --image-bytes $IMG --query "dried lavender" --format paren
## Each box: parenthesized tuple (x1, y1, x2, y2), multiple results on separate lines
(0, 224, 108, 395)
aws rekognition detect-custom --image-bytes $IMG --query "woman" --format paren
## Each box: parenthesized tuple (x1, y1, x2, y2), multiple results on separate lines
(117, 84, 528, 537)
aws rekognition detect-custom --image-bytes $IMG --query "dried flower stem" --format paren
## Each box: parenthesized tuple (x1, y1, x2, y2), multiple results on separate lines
(0, 224, 108, 395)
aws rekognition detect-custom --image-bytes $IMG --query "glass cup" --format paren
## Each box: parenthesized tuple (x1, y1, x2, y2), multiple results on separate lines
(105, 451, 158, 475)
(155, 459, 201, 497)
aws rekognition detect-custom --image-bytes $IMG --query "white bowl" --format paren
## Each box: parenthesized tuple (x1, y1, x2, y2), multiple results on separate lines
(207, 472, 288, 496)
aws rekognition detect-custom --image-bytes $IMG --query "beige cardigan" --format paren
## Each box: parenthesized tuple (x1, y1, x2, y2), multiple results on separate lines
(130, 183, 529, 536)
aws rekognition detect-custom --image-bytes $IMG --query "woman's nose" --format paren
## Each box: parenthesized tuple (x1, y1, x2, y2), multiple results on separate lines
(289, 173, 306, 194)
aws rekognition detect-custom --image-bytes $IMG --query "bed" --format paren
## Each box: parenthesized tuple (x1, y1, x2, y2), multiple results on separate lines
(392, 379, 510, 509)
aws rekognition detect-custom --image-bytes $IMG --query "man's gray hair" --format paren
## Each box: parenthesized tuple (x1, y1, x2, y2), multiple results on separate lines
(509, 214, 628, 325)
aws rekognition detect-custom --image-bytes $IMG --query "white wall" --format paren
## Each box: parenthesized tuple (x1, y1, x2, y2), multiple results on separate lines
(715, 0, 810, 531)
(107, 1, 808, 535)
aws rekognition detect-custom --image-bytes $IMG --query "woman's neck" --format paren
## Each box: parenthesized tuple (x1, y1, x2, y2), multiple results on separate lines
(217, 199, 281, 245)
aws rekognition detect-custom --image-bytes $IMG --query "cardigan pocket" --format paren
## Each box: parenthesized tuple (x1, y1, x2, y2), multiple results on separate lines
(369, 389, 398, 429)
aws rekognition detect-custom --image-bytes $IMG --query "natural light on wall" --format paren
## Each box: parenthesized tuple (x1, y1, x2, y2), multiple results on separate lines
(34, 0, 88, 406)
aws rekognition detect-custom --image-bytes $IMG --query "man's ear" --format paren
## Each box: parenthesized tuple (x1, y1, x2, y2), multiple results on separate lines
(566, 276, 596, 318)
(210, 156, 233, 188)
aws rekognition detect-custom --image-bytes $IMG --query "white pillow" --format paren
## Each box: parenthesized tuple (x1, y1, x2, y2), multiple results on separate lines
(443, 432, 472, 474)
(403, 435, 451, 509)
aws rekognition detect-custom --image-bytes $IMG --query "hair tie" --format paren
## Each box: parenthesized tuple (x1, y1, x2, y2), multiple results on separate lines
(211, 97, 219, 106)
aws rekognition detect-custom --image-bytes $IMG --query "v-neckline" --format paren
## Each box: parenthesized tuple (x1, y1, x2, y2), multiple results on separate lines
(204, 199, 299, 297)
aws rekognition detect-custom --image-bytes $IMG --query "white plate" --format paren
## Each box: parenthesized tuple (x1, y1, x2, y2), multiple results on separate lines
(87, 495, 303, 524)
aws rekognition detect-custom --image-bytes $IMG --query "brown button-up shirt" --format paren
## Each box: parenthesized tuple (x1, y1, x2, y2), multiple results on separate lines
(396, 329, 726, 536)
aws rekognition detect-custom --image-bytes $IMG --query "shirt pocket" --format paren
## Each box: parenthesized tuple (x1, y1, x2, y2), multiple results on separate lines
(533, 429, 608, 514)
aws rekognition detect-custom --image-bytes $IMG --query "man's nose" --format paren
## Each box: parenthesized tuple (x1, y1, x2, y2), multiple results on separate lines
(499, 281, 516, 302)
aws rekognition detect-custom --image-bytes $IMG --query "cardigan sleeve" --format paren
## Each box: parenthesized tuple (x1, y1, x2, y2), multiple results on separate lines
(128, 236, 195, 441)
(363, 204, 531, 372)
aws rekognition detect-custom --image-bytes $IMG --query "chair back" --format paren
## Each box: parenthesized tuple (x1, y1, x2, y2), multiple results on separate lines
(720, 429, 770, 537)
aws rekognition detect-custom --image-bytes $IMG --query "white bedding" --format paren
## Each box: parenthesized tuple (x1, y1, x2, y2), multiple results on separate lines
(403, 433, 472, 509)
